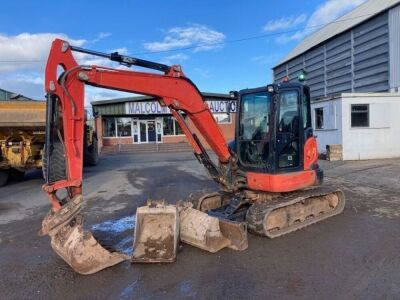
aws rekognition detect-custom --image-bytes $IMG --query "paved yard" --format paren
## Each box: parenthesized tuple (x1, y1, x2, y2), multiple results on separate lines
(1, 152, 400, 299)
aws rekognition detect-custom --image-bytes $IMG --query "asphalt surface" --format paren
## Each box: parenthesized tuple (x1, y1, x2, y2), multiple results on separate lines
(1, 152, 400, 299)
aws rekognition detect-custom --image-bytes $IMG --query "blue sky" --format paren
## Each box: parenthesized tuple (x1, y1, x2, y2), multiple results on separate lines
(0, 0, 365, 102)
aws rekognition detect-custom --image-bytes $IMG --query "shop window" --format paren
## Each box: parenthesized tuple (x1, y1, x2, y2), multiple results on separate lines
(315, 107, 324, 129)
(103, 117, 116, 137)
(117, 118, 132, 136)
(163, 117, 174, 136)
(163, 116, 185, 136)
(214, 113, 231, 124)
(351, 104, 369, 127)
(174, 120, 184, 135)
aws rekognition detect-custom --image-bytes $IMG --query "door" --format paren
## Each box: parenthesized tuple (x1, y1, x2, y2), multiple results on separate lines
(147, 120, 156, 142)
(276, 90, 301, 170)
(139, 121, 147, 143)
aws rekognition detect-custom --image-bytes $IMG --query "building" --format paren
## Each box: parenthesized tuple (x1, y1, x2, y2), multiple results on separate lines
(92, 93, 236, 153)
(0, 88, 32, 101)
(273, 0, 400, 160)
(311, 93, 400, 160)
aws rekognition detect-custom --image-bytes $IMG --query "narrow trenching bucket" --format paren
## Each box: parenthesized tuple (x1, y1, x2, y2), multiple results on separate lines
(132, 200, 179, 263)
(40, 196, 128, 275)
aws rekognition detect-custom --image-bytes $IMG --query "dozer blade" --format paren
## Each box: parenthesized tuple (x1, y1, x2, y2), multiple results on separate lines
(247, 186, 345, 238)
(132, 200, 179, 263)
(40, 195, 128, 275)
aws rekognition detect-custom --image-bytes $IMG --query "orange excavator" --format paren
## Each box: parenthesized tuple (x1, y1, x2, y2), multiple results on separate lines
(40, 39, 345, 274)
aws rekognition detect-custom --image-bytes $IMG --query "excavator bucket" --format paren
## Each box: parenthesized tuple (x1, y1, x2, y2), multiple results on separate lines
(132, 200, 179, 263)
(218, 219, 248, 251)
(49, 216, 128, 275)
(40, 195, 128, 275)
(178, 203, 248, 252)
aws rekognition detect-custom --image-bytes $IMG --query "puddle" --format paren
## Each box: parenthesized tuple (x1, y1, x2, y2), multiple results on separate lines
(91, 215, 135, 234)
(115, 236, 134, 255)
(120, 280, 138, 299)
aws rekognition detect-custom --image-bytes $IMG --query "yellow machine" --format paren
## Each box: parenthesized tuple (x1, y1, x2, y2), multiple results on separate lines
(0, 101, 46, 186)
(0, 100, 98, 187)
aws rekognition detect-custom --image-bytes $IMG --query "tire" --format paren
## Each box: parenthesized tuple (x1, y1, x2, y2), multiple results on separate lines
(9, 169, 25, 181)
(42, 142, 66, 183)
(0, 169, 9, 187)
(84, 137, 99, 166)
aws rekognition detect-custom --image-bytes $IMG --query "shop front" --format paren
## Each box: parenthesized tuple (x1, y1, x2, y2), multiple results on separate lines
(92, 93, 236, 151)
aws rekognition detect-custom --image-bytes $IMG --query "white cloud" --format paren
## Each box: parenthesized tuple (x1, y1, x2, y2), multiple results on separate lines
(193, 67, 211, 79)
(0, 32, 131, 102)
(276, 0, 367, 43)
(91, 32, 112, 43)
(0, 33, 85, 72)
(160, 53, 189, 65)
(14, 74, 44, 85)
(143, 24, 225, 52)
(263, 14, 307, 32)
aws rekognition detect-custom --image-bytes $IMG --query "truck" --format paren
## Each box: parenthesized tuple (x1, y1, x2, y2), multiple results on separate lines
(0, 100, 98, 187)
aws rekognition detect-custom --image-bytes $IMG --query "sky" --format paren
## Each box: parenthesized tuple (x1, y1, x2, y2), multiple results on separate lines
(0, 0, 366, 104)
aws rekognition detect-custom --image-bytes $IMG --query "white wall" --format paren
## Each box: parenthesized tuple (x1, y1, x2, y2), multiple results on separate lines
(341, 93, 400, 160)
(311, 98, 342, 154)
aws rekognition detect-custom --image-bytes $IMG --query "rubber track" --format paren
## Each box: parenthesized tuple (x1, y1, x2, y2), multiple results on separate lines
(246, 186, 346, 238)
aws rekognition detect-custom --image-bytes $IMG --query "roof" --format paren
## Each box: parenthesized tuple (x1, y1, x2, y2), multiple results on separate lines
(0, 87, 32, 101)
(91, 92, 232, 106)
(275, 0, 400, 67)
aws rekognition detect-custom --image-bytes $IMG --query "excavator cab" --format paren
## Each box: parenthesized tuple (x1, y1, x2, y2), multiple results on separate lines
(236, 83, 312, 174)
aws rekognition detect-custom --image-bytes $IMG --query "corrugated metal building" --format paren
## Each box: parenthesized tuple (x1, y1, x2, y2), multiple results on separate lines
(273, 0, 400, 160)
(0, 88, 32, 101)
(273, 0, 400, 99)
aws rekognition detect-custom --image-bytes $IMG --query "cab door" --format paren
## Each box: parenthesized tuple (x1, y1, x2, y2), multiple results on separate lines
(275, 89, 302, 171)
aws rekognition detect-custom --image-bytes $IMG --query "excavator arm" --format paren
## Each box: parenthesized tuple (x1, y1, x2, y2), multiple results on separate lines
(43, 39, 234, 208)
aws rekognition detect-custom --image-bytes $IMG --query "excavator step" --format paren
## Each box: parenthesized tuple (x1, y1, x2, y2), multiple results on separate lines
(246, 186, 345, 238)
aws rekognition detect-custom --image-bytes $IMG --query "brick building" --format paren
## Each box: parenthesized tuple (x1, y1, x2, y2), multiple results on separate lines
(91, 92, 236, 153)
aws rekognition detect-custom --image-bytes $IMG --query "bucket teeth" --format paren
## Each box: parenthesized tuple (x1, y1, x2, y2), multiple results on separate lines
(40, 196, 128, 275)
(49, 217, 128, 274)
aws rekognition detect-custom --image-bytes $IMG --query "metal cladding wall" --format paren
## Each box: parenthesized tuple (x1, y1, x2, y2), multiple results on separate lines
(389, 4, 400, 90)
(274, 11, 392, 99)
(93, 103, 126, 116)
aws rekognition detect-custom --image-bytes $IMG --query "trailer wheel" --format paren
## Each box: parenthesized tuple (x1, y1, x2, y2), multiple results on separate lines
(42, 142, 66, 183)
(0, 169, 9, 187)
(84, 137, 99, 166)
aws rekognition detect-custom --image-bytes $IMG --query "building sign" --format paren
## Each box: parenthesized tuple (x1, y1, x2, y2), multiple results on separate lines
(125, 100, 236, 115)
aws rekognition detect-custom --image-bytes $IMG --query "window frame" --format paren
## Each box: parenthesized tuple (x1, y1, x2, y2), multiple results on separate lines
(350, 104, 369, 128)
(102, 117, 117, 137)
(162, 116, 186, 136)
(213, 112, 232, 124)
(314, 107, 324, 130)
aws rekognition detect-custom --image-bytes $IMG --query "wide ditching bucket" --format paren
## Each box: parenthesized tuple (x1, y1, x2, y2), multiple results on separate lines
(40, 195, 128, 275)
(132, 200, 179, 263)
